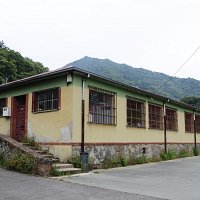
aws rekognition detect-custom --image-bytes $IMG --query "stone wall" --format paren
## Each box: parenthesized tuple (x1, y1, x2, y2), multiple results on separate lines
(72, 143, 198, 165)
(0, 134, 52, 176)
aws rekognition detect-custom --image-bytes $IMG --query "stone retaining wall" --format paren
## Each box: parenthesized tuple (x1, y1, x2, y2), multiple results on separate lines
(72, 143, 199, 165)
(0, 134, 52, 176)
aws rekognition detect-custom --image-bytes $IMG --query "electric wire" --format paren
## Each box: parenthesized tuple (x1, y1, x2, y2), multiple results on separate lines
(156, 46, 200, 93)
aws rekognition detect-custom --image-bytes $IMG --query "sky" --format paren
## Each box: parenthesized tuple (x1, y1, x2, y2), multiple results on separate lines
(1, 0, 200, 80)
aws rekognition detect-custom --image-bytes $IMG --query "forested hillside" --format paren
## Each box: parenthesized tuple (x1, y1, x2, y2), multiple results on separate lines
(0, 41, 48, 84)
(67, 56, 200, 100)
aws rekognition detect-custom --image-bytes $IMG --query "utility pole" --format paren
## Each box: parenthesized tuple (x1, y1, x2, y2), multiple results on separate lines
(193, 111, 197, 150)
(163, 102, 167, 153)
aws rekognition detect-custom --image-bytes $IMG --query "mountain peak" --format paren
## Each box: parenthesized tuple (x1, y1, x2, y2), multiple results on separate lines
(66, 56, 200, 99)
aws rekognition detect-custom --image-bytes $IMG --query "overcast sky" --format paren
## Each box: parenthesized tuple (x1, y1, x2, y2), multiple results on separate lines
(1, 0, 200, 80)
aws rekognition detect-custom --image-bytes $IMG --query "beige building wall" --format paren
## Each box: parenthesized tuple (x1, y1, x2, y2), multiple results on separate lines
(0, 73, 199, 161)
(0, 98, 11, 135)
(72, 74, 199, 145)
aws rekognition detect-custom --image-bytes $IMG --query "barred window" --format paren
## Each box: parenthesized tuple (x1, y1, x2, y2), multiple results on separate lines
(185, 113, 194, 133)
(32, 88, 61, 112)
(88, 87, 116, 125)
(149, 104, 163, 129)
(196, 115, 200, 133)
(0, 98, 7, 117)
(127, 98, 145, 128)
(166, 108, 178, 131)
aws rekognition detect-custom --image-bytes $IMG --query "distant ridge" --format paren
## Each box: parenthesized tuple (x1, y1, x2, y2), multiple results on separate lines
(66, 56, 200, 100)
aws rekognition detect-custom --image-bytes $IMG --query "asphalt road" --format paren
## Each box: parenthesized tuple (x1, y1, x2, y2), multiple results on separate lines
(63, 156, 200, 200)
(0, 167, 160, 200)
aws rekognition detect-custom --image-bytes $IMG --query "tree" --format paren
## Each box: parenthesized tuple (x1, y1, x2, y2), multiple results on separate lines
(180, 97, 200, 108)
(0, 41, 49, 84)
(0, 40, 9, 50)
(0, 56, 17, 83)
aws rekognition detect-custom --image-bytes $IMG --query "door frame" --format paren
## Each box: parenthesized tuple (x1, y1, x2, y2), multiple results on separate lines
(10, 94, 29, 141)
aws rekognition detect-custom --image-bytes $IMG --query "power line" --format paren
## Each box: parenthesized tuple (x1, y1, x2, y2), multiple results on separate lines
(156, 46, 200, 93)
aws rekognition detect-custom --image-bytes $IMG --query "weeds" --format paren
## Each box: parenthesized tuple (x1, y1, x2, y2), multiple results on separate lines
(50, 166, 69, 176)
(178, 149, 191, 158)
(136, 155, 148, 164)
(22, 136, 40, 150)
(0, 152, 35, 174)
(119, 155, 128, 166)
(193, 148, 200, 156)
(70, 156, 83, 168)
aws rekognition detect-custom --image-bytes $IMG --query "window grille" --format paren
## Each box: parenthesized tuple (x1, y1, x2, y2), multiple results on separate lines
(0, 98, 6, 116)
(32, 88, 60, 112)
(149, 104, 163, 129)
(185, 113, 194, 133)
(88, 86, 116, 125)
(166, 108, 178, 131)
(127, 98, 145, 128)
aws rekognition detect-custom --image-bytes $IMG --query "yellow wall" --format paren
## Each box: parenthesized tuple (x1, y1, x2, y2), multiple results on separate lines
(0, 77, 74, 161)
(72, 75, 199, 144)
(0, 73, 199, 161)
(28, 86, 73, 143)
(0, 98, 11, 135)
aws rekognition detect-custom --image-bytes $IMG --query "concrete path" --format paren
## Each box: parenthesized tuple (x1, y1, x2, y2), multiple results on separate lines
(62, 157, 200, 200)
(0, 167, 160, 200)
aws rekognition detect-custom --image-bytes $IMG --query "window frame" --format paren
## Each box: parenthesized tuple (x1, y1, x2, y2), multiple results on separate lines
(0, 98, 7, 117)
(88, 86, 117, 125)
(166, 107, 178, 131)
(148, 103, 163, 130)
(185, 112, 194, 133)
(126, 97, 145, 128)
(32, 87, 61, 113)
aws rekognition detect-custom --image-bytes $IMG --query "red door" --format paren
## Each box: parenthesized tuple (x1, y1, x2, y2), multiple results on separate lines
(11, 95, 28, 142)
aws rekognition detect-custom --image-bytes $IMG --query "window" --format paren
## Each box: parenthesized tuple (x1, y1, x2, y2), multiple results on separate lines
(0, 98, 7, 117)
(195, 115, 200, 133)
(166, 108, 178, 131)
(127, 98, 145, 128)
(89, 86, 116, 125)
(149, 104, 163, 129)
(185, 113, 194, 133)
(32, 88, 61, 112)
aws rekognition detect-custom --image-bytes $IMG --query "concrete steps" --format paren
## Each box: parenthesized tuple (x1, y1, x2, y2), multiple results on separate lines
(21, 142, 82, 176)
(53, 163, 82, 175)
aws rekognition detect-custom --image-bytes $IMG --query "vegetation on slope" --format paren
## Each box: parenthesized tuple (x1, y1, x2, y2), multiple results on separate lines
(67, 56, 200, 101)
(0, 41, 48, 84)
(180, 96, 200, 108)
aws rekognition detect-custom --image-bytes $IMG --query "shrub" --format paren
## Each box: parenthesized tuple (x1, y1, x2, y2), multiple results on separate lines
(160, 150, 177, 161)
(50, 166, 69, 176)
(136, 155, 148, 164)
(178, 149, 190, 158)
(119, 155, 128, 167)
(22, 136, 40, 150)
(0, 152, 5, 166)
(4, 152, 35, 174)
(71, 156, 82, 168)
(149, 156, 161, 162)
(127, 154, 137, 165)
(193, 148, 200, 156)
(50, 166, 60, 176)
(104, 157, 119, 168)
(110, 157, 119, 167)
(160, 152, 168, 161)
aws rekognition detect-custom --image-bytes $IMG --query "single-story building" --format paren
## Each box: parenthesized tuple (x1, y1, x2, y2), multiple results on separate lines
(0, 66, 199, 163)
